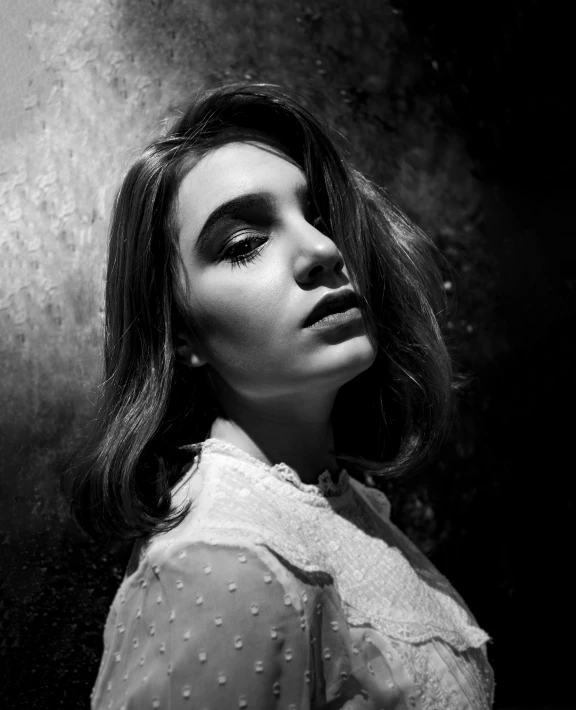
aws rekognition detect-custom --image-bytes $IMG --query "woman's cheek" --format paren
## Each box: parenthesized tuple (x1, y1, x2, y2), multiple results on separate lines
(194, 281, 283, 353)
(200, 297, 288, 389)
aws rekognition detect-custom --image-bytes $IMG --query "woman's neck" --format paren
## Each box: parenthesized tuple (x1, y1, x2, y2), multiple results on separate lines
(208, 388, 340, 485)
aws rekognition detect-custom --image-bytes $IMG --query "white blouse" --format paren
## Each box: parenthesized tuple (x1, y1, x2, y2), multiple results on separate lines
(92, 438, 494, 709)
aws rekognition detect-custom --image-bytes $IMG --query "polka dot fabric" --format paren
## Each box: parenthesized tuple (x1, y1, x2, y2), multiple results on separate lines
(91, 439, 494, 709)
(92, 543, 412, 709)
(92, 544, 310, 709)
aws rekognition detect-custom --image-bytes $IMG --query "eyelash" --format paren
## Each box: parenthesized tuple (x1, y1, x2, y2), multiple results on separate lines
(223, 231, 268, 268)
(221, 212, 327, 268)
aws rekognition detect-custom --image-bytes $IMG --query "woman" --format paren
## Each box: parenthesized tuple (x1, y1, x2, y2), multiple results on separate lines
(75, 84, 494, 709)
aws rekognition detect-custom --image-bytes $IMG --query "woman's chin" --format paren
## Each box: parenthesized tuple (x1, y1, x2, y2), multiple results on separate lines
(307, 333, 377, 387)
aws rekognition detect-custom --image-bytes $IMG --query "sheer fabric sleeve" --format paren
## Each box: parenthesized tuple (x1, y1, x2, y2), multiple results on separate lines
(91, 543, 309, 710)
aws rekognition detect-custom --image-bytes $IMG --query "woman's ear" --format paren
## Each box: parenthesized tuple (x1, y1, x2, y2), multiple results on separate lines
(174, 330, 207, 368)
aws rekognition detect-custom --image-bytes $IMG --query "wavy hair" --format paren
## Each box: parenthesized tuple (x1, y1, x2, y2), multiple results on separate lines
(66, 83, 454, 542)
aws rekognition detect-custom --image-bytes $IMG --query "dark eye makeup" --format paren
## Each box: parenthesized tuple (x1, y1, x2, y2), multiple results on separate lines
(221, 230, 268, 269)
(199, 184, 328, 269)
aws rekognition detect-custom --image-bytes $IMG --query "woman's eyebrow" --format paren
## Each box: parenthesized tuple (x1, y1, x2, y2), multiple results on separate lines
(194, 183, 309, 251)
(194, 192, 274, 251)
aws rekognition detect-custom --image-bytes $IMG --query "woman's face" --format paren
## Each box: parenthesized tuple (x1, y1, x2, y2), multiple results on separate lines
(175, 141, 377, 402)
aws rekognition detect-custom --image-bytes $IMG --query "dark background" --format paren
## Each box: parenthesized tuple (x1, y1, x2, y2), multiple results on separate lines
(1, 0, 574, 708)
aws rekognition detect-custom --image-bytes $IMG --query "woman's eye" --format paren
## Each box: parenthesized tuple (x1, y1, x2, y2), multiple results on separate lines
(222, 232, 267, 267)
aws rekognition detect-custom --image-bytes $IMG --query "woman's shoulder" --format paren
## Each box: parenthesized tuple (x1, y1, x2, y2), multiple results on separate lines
(147, 540, 303, 605)
(125, 535, 317, 619)
(94, 540, 319, 709)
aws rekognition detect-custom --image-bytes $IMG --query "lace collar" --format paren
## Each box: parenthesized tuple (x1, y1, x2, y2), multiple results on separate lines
(182, 437, 351, 499)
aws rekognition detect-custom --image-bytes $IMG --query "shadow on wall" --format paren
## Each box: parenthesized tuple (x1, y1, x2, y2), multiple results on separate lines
(1, 0, 574, 708)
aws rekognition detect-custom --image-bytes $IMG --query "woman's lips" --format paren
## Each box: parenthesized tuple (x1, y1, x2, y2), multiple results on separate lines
(302, 289, 360, 328)
(305, 306, 363, 329)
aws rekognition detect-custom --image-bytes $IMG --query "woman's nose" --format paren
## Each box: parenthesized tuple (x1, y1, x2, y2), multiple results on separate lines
(292, 219, 344, 286)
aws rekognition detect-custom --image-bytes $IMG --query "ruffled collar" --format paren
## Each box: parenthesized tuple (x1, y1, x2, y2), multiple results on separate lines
(182, 437, 351, 499)
(176, 436, 490, 657)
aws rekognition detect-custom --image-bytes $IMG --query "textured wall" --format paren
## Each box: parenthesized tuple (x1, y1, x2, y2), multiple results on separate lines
(1, 1, 461, 704)
(0, 0, 483, 461)
(3, 1, 573, 708)
(0, 0, 478, 535)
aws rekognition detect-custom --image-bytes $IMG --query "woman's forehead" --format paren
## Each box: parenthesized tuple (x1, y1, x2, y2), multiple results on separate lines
(177, 141, 307, 240)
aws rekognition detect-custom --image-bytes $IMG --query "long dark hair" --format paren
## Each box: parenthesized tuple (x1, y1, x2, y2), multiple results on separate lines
(66, 83, 454, 542)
